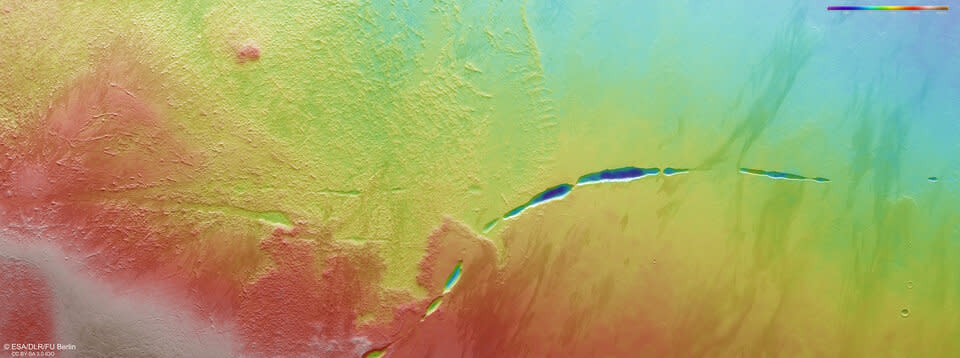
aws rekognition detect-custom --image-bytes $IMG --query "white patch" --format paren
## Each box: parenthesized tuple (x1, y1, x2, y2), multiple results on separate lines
(0, 230, 240, 358)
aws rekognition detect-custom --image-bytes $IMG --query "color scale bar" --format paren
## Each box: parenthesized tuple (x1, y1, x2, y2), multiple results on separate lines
(828, 5, 948, 10)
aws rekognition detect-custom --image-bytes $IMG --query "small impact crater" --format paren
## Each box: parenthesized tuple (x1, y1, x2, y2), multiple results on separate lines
(237, 44, 261, 62)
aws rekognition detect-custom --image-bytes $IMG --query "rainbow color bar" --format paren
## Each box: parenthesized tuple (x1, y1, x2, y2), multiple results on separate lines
(828, 5, 948, 10)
